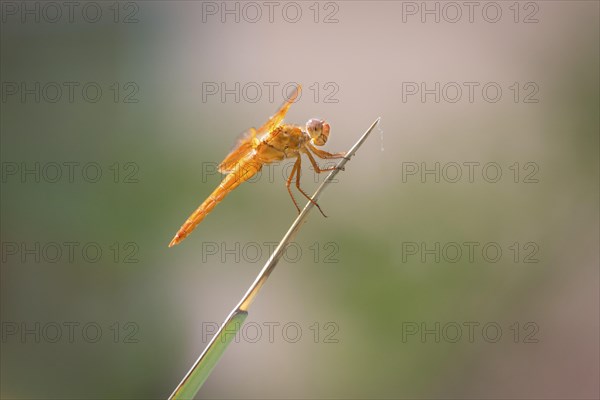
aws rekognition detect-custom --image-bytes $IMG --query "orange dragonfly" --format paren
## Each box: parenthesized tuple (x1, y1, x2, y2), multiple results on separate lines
(169, 84, 346, 247)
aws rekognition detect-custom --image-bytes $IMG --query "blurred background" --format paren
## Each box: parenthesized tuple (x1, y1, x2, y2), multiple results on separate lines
(1, 1, 598, 399)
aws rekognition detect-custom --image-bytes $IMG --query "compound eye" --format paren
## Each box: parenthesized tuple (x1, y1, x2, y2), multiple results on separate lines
(306, 119, 323, 136)
(308, 119, 322, 130)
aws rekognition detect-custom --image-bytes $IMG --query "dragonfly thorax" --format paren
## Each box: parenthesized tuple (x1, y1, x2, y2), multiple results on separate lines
(257, 125, 306, 160)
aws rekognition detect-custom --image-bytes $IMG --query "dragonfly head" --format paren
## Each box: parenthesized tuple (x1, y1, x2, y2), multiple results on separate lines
(306, 119, 331, 146)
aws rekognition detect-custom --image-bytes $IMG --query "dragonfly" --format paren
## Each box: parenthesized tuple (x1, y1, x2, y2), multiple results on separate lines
(169, 84, 346, 247)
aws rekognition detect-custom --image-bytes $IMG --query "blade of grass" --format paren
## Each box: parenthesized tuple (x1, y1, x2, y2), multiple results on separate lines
(168, 117, 381, 400)
(168, 310, 247, 400)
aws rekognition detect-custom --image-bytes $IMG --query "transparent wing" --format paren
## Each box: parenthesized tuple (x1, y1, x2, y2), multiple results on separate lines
(217, 128, 257, 173)
(217, 84, 301, 173)
(255, 84, 300, 137)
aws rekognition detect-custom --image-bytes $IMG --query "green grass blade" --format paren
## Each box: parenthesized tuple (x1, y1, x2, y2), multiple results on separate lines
(169, 310, 248, 400)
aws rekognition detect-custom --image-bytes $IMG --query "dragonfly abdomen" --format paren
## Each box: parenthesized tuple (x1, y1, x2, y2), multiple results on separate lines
(168, 156, 262, 247)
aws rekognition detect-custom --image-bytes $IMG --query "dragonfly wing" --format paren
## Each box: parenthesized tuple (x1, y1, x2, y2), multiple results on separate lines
(217, 84, 301, 173)
(256, 84, 301, 137)
(218, 128, 257, 173)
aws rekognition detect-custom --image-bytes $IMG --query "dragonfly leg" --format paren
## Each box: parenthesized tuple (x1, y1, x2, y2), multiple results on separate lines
(286, 158, 301, 213)
(294, 156, 328, 217)
(305, 149, 345, 172)
(307, 143, 347, 159)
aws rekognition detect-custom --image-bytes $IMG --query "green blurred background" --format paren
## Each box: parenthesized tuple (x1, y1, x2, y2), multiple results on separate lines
(1, 1, 598, 399)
